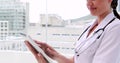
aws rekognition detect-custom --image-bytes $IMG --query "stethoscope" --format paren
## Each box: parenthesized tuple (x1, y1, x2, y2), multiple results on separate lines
(75, 17, 116, 56)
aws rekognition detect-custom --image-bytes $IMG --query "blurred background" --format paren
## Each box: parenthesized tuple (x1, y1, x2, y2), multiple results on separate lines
(0, 0, 119, 63)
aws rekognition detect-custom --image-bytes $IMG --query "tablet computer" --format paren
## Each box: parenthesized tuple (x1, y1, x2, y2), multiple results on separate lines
(20, 33, 54, 63)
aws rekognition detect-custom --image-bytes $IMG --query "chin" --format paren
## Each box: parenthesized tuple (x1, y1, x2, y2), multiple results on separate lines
(90, 12, 97, 16)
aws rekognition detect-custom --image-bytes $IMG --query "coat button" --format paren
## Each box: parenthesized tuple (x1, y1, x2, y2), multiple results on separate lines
(75, 52, 78, 53)
(77, 55, 79, 56)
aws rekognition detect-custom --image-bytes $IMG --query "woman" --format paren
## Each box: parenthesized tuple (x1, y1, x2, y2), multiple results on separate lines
(25, 0, 120, 63)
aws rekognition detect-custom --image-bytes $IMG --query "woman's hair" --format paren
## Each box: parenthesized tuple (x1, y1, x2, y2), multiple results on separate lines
(111, 0, 120, 20)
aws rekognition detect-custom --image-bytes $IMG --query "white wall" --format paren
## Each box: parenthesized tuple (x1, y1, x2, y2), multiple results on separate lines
(0, 51, 37, 63)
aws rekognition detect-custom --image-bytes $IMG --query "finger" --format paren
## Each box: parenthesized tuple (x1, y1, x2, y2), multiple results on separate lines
(24, 41, 38, 57)
(34, 41, 45, 47)
(25, 41, 47, 63)
(34, 41, 50, 50)
(37, 53, 47, 63)
(32, 41, 58, 57)
(46, 48, 58, 59)
(35, 41, 57, 54)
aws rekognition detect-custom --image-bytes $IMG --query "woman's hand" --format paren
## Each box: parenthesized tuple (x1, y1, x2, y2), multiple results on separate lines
(25, 40, 47, 63)
(25, 40, 74, 63)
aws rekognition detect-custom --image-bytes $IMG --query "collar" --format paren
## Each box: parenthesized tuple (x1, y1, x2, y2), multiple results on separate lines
(87, 12, 115, 38)
(94, 12, 115, 33)
(75, 12, 116, 54)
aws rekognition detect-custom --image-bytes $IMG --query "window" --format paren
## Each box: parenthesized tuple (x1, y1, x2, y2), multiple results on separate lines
(0, 0, 92, 63)
(1, 29, 3, 31)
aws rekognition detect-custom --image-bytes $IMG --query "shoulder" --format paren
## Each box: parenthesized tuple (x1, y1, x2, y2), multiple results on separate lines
(101, 18, 120, 41)
(105, 18, 120, 32)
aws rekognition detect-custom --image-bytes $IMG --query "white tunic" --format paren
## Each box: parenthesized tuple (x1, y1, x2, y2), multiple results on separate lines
(74, 12, 120, 63)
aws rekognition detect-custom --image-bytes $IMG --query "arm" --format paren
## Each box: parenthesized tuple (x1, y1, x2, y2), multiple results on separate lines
(93, 25, 120, 63)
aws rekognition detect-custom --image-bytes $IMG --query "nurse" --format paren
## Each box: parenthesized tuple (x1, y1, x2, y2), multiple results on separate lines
(25, 0, 120, 63)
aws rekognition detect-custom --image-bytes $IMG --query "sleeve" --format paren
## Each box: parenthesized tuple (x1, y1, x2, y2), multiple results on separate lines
(92, 25, 120, 63)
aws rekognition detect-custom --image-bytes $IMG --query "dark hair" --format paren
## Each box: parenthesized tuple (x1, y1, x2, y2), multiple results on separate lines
(111, 0, 120, 20)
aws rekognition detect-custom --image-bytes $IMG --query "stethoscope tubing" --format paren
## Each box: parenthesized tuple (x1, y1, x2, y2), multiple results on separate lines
(75, 18, 116, 55)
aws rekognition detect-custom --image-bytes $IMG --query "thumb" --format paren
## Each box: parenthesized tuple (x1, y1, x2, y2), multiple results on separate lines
(46, 48, 57, 59)
(34, 54, 47, 63)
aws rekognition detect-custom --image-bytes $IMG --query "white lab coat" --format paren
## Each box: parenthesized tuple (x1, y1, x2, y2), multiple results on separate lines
(74, 12, 120, 63)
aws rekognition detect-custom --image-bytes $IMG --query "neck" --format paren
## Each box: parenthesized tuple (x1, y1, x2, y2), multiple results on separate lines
(97, 11, 112, 24)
